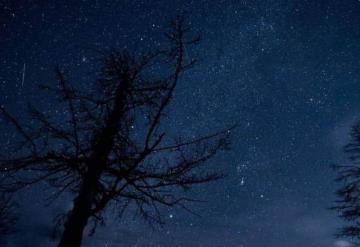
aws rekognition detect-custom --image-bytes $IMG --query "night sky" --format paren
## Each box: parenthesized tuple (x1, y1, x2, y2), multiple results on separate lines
(1, 0, 360, 246)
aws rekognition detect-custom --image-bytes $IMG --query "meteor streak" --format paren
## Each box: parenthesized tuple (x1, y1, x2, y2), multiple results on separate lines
(21, 63, 26, 87)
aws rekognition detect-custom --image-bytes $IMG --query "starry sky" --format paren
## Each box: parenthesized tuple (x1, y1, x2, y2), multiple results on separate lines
(1, 0, 360, 246)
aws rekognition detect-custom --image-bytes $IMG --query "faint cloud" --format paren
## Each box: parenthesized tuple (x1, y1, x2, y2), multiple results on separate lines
(334, 240, 352, 247)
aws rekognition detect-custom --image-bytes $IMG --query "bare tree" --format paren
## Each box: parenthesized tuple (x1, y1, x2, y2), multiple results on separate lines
(0, 18, 233, 247)
(332, 121, 360, 245)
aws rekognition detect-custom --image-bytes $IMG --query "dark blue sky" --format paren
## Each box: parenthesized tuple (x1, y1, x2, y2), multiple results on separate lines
(1, 0, 360, 246)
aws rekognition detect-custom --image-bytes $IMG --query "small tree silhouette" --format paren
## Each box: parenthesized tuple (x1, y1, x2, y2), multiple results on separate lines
(332, 122, 360, 244)
(0, 193, 17, 238)
(0, 18, 233, 247)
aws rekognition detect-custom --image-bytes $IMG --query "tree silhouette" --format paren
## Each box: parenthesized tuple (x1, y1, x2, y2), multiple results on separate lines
(0, 193, 17, 239)
(332, 121, 360, 244)
(0, 18, 233, 247)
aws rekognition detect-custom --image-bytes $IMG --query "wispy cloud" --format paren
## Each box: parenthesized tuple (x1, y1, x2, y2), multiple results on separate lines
(334, 240, 352, 247)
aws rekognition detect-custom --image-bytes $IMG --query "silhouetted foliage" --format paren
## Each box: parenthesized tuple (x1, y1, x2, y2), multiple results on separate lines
(0, 193, 17, 238)
(332, 122, 360, 244)
(0, 17, 233, 247)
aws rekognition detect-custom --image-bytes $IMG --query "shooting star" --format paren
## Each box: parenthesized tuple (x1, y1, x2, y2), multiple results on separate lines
(21, 63, 26, 87)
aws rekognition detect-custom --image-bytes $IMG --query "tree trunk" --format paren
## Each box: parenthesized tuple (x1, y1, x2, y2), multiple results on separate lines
(57, 196, 91, 247)
(57, 170, 99, 247)
(58, 81, 129, 247)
